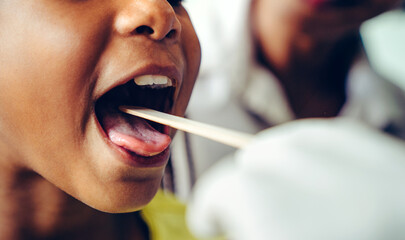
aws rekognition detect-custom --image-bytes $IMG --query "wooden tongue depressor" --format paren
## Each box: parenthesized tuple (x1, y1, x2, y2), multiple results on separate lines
(119, 106, 254, 149)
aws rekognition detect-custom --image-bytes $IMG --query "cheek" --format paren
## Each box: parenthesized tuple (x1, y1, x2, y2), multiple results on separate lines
(0, 15, 107, 164)
(176, 20, 201, 114)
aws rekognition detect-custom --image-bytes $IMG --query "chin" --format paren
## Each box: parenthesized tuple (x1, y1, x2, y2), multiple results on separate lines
(85, 177, 162, 213)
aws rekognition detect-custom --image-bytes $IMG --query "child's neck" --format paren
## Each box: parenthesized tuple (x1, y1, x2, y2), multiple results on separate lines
(0, 167, 148, 240)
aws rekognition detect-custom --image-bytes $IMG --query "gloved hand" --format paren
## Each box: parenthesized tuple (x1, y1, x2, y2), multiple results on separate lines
(186, 118, 405, 240)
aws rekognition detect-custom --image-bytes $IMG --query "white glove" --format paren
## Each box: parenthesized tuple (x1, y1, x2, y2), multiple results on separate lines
(186, 118, 405, 240)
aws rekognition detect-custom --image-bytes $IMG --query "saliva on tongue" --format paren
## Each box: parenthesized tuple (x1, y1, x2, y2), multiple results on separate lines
(101, 110, 171, 157)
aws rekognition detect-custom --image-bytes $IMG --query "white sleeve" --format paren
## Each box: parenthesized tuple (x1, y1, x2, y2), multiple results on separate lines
(186, 118, 405, 240)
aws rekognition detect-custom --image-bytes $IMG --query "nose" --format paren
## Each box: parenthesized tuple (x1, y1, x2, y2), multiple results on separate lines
(114, 0, 182, 41)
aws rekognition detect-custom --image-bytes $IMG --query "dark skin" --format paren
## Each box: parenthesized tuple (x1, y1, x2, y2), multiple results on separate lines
(255, 33, 360, 118)
(250, 0, 400, 119)
(0, 0, 201, 239)
(0, 169, 148, 239)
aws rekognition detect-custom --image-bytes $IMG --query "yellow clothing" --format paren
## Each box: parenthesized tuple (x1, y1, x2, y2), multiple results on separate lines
(141, 190, 224, 240)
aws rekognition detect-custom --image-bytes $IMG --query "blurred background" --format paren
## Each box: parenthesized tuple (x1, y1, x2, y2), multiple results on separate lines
(361, 8, 405, 90)
(180, 2, 405, 239)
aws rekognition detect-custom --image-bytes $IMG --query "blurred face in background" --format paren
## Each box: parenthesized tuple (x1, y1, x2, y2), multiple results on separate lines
(250, 0, 401, 70)
(252, 0, 401, 41)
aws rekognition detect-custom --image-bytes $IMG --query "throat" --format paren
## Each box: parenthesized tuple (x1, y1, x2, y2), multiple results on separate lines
(0, 171, 93, 238)
(0, 170, 149, 239)
(290, 90, 346, 118)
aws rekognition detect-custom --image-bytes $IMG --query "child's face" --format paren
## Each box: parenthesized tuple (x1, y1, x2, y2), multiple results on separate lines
(0, 0, 200, 212)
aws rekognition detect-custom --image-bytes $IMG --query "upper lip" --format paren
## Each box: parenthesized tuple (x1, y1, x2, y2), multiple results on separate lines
(96, 64, 181, 101)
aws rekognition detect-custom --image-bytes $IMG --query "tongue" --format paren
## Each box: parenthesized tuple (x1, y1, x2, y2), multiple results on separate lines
(101, 111, 171, 157)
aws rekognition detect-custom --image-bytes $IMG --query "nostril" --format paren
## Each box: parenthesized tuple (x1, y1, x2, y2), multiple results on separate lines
(165, 29, 177, 39)
(132, 23, 178, 41)
(135, 25, 154, 35)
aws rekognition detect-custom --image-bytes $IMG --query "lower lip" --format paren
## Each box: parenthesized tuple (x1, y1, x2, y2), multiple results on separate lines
(94, 113, 171, 168)
(114, 146, 170, 168)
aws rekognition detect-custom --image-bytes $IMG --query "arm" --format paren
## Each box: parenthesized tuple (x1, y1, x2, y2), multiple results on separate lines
(187, 118, 405, 240)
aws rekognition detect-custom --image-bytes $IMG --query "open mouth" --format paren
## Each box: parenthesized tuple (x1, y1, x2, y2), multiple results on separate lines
(95, 75, 175, 157)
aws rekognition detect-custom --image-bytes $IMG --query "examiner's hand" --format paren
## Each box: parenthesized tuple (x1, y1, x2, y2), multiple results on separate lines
(186, 118, 405, 240)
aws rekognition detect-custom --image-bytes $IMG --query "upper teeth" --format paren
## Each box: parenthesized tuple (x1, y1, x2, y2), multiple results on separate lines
(134, 75, 173, 88)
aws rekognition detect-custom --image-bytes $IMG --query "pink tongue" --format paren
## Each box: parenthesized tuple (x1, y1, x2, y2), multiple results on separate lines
(102, 112, 171, 157)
